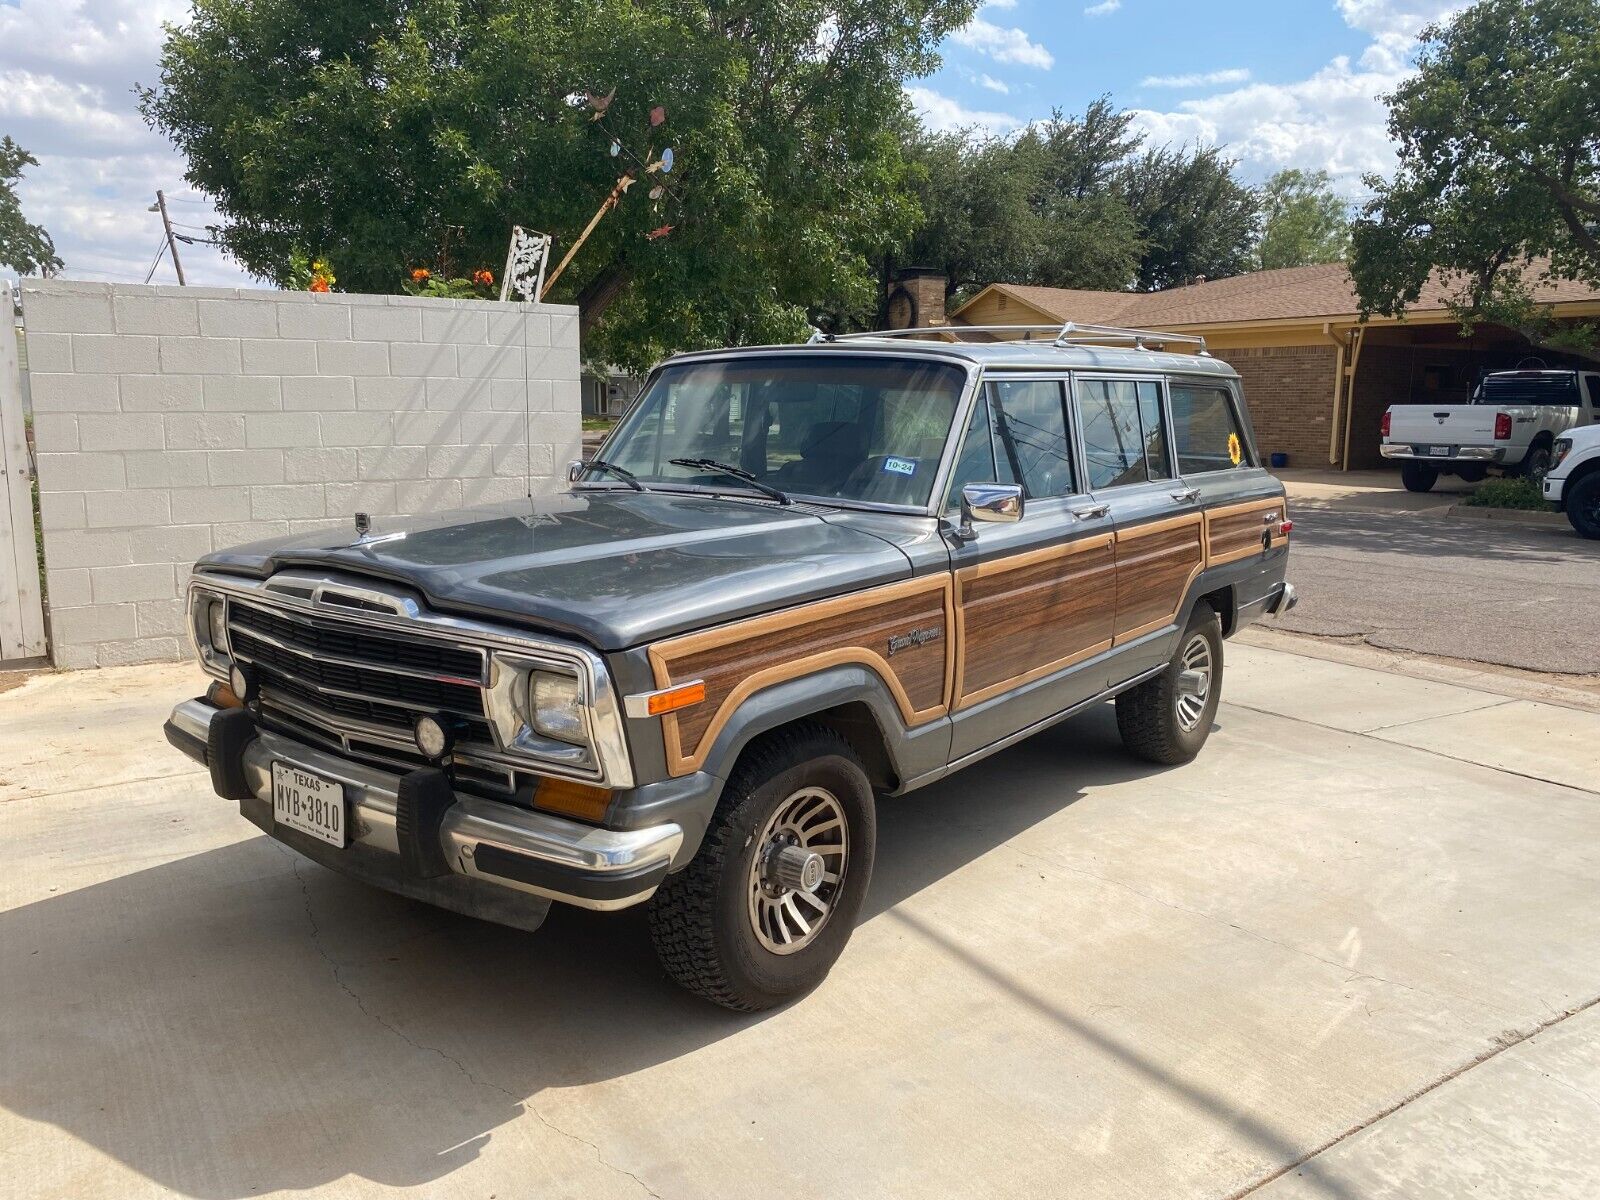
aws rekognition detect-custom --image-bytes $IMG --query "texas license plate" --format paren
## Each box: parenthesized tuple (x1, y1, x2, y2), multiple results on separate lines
(1427, 444, 1452, 457)
(272, 762, 347, 848)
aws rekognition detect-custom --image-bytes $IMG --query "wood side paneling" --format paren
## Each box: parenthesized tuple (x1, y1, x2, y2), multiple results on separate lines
(955, 535, 1116, 708)
(1112, 513, 1205, 643)
(649, 576, 954, 776)
(1206, 497, 1289, 567)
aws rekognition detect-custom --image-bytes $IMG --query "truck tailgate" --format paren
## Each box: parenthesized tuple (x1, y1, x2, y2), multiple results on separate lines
(1387, 405, 1496, 445)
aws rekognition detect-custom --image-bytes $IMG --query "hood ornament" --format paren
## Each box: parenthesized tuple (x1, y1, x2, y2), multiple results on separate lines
(354, 511, 371, 538)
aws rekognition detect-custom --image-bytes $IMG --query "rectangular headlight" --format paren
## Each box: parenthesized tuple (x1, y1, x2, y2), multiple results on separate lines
(530, 671, 586, 744)
(206, 598, 228, 655)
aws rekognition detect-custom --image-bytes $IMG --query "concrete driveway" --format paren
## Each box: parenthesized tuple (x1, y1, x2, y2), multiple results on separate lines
(4, 644, 1600, 1200)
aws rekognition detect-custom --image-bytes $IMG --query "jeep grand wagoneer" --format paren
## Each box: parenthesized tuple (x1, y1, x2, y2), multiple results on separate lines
(166, 322, 1294, 1010)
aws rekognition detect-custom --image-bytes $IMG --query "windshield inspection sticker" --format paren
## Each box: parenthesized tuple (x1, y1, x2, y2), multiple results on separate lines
(883, 457, 918, 476)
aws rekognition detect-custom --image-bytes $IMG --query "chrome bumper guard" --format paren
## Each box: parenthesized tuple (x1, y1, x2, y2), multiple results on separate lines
(167, 698, 682, 915)
(1380, 444, 1502, 462)
(1267, 582, 1299, 616)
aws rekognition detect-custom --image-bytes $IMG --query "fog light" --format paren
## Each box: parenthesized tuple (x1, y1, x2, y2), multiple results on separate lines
(228, 661, 256, 705)
(413, 714, 454, 763)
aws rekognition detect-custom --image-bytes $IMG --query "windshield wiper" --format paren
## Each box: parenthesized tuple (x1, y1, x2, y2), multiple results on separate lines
(581, 459, 645, 492)
(669, 458, 792, 506)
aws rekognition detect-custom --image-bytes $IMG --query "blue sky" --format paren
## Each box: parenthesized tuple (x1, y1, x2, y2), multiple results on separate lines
(1, 0, 1463, 286)
(912, 0, 1465, 189)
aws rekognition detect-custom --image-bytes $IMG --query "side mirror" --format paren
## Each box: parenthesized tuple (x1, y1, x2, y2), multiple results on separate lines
(957, 483, 1024, 542)
(567, 459, 586, 484)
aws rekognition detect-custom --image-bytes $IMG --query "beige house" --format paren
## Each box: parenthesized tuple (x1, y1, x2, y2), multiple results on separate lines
(938, 264, 1600, 470)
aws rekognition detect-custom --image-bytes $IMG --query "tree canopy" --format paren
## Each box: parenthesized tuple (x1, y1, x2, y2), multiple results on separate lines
(1256, 169, 1349, 271)
(142, 0, 978, 371)
(0, 137, 62, 277)
(898, 98, 1259, 301)
(1350, 0, 1600, 333)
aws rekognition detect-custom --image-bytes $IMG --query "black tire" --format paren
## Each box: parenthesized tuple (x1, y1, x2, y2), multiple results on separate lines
(1455, 465, 1487, 484)
(1567, 471, 1600, 540)
(1116, 604, 1224, 765)
(1521, 441, 1554, 481)
(1401, 462, 1438, 493)
(647, 723, 876, 1011)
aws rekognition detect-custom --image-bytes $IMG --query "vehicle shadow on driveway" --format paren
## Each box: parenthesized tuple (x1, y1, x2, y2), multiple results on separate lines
(3, 705, 1340, 1199)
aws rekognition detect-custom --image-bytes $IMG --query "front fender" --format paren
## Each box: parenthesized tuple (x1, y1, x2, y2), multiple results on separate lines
(692, 662, 950, 791)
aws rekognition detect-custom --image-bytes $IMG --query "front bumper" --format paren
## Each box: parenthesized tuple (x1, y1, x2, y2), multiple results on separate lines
(166, 698, 684, 926)
(1544, 474, 1567, 504)
(1380, 444, 1505, 463)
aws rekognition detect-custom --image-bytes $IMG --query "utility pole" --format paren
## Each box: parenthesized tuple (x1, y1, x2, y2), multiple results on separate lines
(151, 190, 186, 286)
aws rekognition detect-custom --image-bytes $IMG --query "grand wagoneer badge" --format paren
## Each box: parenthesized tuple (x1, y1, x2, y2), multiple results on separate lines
(888, 625, 944, 656)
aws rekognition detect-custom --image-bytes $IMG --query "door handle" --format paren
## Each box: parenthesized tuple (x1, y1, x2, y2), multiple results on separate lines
(1071, 503, 1111, 520)
(1170, 488, 1201, 503)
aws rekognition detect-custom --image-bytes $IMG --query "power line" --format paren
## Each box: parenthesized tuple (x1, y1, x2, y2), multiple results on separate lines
(142, 233, 170, 285)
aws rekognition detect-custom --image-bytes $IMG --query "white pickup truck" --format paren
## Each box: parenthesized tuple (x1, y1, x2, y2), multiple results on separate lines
(1379, 368, 1600, 493)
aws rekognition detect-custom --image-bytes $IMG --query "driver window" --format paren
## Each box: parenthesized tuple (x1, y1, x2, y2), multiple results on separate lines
(989, 380, 1075, 499)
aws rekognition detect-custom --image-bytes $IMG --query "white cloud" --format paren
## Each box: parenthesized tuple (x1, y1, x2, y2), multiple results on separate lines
(978, 74, 1011, 95)
(1084, 1, 1122, 16)
(1131, 1, 1467, 196)
(905, 86, 1022, 138)
(1141, 68, 1252, 89)
(981, 0, 1019, 8)
(0, 0, 250, 285)
(951, 18, 1055, 69)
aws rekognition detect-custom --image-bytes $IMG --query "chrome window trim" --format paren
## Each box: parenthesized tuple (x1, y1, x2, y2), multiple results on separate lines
(186, 571, 636, 790)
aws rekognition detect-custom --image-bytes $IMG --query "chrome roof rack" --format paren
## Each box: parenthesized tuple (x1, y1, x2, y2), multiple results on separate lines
(811, 321, 1209, 354)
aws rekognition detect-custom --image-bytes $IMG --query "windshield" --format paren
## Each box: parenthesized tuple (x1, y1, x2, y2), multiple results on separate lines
(595, 354, 968, 507)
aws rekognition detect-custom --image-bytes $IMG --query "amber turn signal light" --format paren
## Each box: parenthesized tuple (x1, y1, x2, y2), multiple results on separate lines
(647, 681, 706, 716)
(206, 680, 243, 710)
(533, 777, 613, 822)
(626, 680, 707, 718)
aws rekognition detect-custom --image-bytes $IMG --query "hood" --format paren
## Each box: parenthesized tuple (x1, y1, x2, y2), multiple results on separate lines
(197, 489, 918, 649)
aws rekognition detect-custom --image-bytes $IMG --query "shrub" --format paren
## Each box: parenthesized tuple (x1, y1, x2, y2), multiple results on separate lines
(1460, 476, 1554, 511)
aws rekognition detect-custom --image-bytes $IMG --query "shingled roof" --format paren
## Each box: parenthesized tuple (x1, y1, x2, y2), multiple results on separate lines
(956, 263, 1600, 329)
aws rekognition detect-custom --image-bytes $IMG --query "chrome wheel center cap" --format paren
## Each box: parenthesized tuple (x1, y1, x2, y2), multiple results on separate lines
(767, 844, 826, 894)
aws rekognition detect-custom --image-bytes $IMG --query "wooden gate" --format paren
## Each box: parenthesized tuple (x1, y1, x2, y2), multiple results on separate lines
(0, 326, 46, 663)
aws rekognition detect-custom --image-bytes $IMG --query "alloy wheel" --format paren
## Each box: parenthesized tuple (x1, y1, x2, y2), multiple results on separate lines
(1174, 634, 1213, 733)
(746, 786, 849, 955)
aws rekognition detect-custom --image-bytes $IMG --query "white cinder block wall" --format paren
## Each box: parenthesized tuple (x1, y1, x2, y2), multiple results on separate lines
(22, 280, 581, 669)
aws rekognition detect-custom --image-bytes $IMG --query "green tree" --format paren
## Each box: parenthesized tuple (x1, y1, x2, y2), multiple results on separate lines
(141, 0, 977, 371)
(1119, 143, 1259, 291)
(898, 100, 1142, 299)
(1350, 0, 1600, 339)
(0, 138, 62, 277)
(1256, 168, 1349, 270)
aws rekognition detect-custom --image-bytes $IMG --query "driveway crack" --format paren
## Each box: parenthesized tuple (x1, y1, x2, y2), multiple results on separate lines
(280, 847, 660, 1199)
(1223, 991, 1600, 1199)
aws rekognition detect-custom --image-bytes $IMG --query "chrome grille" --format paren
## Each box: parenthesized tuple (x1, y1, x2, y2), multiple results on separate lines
(225, 596, 505, 785)
(229, 602, 484, 681)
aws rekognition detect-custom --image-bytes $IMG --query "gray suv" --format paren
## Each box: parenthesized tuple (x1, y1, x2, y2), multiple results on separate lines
(165, 323, 1295, 1010)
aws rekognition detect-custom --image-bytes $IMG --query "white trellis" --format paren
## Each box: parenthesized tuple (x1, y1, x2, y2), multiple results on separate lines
(499, 227, 553, 303)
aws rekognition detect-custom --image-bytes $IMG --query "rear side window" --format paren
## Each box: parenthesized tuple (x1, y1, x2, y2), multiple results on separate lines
(1075, 379, 1170, 489)
(1169, 384, 1253, 474)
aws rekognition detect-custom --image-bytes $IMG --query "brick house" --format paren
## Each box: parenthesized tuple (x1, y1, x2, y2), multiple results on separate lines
(928, 265, 1600, 470)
